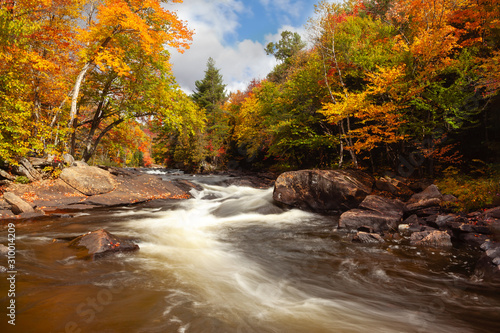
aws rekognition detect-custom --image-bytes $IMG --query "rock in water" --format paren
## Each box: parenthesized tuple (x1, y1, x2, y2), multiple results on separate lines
(3, 192, 35, 214)
(69, 229, 139, 260)
(339, 195, 404, 233)
(60, 165, 115, 196)
(273, 169, 374, 212)
(410, 230, 452, 248)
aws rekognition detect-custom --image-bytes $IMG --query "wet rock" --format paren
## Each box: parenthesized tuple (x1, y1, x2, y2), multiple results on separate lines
(339, 209, 399, 233)
(410, 230, 452, 248)
(68, 229, 139, 260)
(339, 195, 404, 233)
(273, 169, 374, 212)
(460, 233, 490, 247)
(475, 240, 500, 282)
(352, 232, 384, 244)
(60, 165, 116, 196)
(18, 211, 45, 220)
(3, 192, 34, 214)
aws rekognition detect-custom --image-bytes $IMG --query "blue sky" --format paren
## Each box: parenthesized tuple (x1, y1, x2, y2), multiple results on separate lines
(167, 0, 317, 94)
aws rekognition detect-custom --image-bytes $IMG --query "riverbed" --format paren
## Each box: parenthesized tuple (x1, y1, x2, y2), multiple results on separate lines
(1, 173, 499, 332)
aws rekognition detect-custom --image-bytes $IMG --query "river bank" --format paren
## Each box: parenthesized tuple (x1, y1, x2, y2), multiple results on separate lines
(1, 177, 499, 332)
(1, 164, 500, 283)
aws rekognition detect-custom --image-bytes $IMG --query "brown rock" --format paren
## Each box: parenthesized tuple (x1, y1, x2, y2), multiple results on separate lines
(352, 232, 384, 244)
(273, 169, 374, 212)
(407, 184, 443, 204)
(339, 209, 399, 233)
(60, 165, 116, 196)
(375, 177, 413, 199)
(410, 230, 452, 248)
(14, 157, 42, 181)
(3, 192, 35, 215)
(359, 195, 405, 219)
(68, 229, 139, 260)
(0, 169, 15, 181)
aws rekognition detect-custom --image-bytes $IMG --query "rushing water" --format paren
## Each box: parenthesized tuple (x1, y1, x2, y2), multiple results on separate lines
(1, 174, 500, 333)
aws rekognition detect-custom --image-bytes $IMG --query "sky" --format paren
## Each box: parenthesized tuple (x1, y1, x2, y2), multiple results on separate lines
(166, 0, 318, 94)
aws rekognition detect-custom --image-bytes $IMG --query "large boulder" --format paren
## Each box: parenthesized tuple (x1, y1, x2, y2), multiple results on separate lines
(339, 195, 404, 233)
(273, 169, 374, 212)
(68, 229, 139, 260)
(60, 165, 116, 196)
(3, 192, 35, 214)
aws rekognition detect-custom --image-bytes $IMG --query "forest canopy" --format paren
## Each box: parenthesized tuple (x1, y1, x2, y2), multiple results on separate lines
(1, 0, 499, 177)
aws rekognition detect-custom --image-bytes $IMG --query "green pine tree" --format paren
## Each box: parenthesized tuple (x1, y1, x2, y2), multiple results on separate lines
(192, 57, 227, 122)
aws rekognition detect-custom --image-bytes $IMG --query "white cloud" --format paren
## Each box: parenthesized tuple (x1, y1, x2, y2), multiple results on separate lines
(167, 0, 309, 94)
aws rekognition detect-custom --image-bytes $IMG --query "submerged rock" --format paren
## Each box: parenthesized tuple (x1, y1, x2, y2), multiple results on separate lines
(352, 232, 384, 244)
(273, 169, 374, 212)
(68, 229, 139, 260)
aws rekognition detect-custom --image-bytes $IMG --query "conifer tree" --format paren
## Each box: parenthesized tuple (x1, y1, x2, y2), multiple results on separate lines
(192, 57, 227, 122)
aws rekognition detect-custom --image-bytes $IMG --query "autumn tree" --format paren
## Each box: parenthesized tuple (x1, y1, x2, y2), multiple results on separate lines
(0, 0, 82, 163)
(66, 0, 193, 161)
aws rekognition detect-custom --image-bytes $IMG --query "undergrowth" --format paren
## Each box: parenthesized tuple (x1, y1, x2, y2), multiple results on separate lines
(436, 162, 500, 212)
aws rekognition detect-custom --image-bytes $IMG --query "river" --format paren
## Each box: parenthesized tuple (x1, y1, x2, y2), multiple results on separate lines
(1, 173, 499, 332)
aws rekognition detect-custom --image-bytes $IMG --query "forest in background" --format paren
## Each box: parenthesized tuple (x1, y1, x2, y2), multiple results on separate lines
(1, 0, 499, 187)
(170, 0, 500, 177)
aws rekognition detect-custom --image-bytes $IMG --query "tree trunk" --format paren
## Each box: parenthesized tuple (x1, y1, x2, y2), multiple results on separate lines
(82, 118, 124, 162)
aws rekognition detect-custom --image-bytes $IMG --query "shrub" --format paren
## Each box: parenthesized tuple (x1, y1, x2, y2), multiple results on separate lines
(437, 164, 500, 212)
(14, 176, 30, 184)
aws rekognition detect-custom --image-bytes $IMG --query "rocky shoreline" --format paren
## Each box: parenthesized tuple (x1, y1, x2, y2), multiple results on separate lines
(273, 169, 500, 283)
(1, 162, 499, 282)
(0, 162, 201, 220)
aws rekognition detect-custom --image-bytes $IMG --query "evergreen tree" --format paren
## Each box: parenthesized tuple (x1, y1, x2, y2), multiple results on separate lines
(191, 57, 229, 169)
(192, 57, 227, 121)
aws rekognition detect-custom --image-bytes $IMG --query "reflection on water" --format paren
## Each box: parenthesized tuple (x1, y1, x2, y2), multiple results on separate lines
(1, 177, 500, 332)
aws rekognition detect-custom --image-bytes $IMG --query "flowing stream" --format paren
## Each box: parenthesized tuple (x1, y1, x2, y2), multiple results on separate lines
(1, 173, 500, 332)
